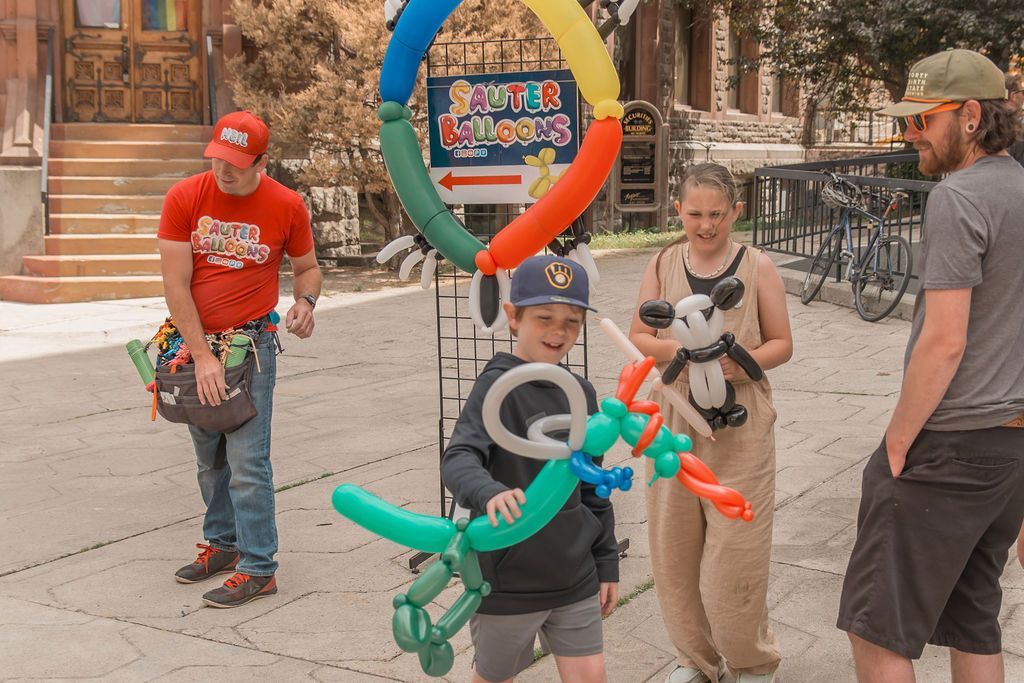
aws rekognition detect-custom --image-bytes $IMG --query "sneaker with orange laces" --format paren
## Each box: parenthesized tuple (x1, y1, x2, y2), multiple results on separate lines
(202, 572, 277, 608)
(174, 543, 240, 584)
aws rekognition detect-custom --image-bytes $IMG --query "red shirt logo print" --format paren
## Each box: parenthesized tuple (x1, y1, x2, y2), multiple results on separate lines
(191, 215, 272, 268)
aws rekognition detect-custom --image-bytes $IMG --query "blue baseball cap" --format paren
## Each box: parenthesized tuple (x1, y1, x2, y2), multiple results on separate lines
(509, 255, 596, 312)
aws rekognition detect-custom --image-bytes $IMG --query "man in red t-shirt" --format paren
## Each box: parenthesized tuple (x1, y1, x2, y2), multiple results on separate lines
(158, 111, 321, 608)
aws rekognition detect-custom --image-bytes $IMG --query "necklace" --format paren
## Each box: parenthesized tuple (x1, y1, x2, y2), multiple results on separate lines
(684, 241, 733, 278)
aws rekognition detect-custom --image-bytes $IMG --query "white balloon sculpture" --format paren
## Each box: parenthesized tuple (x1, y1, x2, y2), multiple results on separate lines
(639, 276, 763, 432)
(376, 225, 598, 337)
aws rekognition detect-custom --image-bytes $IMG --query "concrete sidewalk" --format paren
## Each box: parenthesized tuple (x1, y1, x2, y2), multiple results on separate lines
(0, 248, 1020, 682)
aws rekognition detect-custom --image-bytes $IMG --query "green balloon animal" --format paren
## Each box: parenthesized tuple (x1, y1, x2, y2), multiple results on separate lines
(331, 357, 751, 676)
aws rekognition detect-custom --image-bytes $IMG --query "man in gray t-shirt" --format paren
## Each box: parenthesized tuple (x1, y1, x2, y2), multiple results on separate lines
(905, 155, 1024, 429)
(837, 49, 1024, 683)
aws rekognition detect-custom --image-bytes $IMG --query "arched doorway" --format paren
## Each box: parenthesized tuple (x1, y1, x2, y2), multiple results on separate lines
(62, 0, 203, 123)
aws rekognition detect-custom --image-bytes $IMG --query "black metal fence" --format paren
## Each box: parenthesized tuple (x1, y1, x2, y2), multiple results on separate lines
(753, 151, 937, 266)
(424, 38, 587, 523)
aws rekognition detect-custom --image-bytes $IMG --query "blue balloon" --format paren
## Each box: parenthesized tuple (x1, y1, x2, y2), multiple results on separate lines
(379, 0, 463, 104)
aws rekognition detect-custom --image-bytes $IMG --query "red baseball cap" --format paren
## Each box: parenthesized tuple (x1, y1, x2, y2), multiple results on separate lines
(204, 111, 269, 168)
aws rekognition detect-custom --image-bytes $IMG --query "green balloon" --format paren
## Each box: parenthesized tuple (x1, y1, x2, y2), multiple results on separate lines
(466, 460, 577, 551)
(379, 119, 485, 273)
(621, 413, 676, 457)
(392, 603, 431, 653)
(406, 560, 452, 607)
(433, 590, 483, 641)
(332, 484, 456, 553)
(458, 551, 485, 591)
(377, 101, 411, 122)
(582, 412, 620, 455)
(419, 641, 455, 677)
(655, 452, 681, 479)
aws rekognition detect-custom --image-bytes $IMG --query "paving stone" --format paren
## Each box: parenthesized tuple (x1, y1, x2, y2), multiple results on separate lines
(3, 248, 1022, 682)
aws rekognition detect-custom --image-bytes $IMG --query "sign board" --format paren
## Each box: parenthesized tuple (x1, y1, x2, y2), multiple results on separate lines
(622, 109, 656, 137)
(620, 188, 657, 206)
(427, 69, 580, 205)
(612, 100, 668, 229)
(620, 142, 656, 184)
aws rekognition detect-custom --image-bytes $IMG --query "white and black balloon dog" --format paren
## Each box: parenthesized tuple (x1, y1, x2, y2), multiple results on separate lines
(639, 276, 763, 432)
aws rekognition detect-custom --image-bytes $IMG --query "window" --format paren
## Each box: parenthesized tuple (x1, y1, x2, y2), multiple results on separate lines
(76, 0, 120, 29)
(727, 26, 759, 114)
(727, 29, 741, 110)
(771, 75, 784, 113)
(771, 75, 798, 116)
(674, 8, 692, 106)
(676, 7, 712, 111)
(142, 0, 189, 32)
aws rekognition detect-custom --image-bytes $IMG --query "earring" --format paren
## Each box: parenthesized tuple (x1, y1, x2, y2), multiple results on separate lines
(966, 123, 976, 133)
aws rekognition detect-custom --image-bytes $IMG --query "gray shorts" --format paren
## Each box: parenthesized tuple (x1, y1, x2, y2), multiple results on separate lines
(470, 594, 603, 682)
(837, 428, 1024, 659)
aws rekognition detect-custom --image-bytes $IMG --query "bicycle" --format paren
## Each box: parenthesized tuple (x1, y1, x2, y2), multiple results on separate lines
(799, 171, 914, 322)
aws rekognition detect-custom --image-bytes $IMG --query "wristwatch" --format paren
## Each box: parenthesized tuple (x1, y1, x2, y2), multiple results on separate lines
(300, 294, 317, 310)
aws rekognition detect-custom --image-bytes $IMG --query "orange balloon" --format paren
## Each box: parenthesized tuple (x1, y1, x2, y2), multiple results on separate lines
(484, 117, 623, 272)
(676, 452, 755, 522)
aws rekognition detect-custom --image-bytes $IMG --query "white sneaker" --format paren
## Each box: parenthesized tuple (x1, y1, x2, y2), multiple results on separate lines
(667, 666, 711, 683)
(736, 673, 776, 683)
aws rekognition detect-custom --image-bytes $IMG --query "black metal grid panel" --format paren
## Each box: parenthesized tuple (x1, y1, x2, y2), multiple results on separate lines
(752, 152, 937, 266)
(426, 39, 587, 519)
(427, 37, 565, 76)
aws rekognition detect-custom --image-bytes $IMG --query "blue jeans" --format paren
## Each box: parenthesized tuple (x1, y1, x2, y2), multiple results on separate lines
(189, 333, 278, 577)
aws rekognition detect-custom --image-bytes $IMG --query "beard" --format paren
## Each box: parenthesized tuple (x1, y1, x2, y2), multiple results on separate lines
(917, 124, 968, 176)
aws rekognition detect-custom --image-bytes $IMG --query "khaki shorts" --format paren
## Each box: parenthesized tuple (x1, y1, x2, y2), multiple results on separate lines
(470, 595, 603, 682)
(837, 427, 1024, 658)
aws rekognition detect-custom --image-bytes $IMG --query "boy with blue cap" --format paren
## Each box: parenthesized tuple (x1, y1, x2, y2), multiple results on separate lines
(441, 254, 619, 683)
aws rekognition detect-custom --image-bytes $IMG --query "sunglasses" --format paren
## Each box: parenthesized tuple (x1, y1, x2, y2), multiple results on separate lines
(905, 102, 963, 132)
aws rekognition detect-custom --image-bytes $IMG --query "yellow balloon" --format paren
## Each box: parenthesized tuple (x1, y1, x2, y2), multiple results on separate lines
(521, 0, 582, 39)
(521, 0, 620, 107)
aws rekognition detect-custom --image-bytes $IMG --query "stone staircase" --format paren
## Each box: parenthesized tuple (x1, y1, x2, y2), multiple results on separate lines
(0, 123, 211, 303)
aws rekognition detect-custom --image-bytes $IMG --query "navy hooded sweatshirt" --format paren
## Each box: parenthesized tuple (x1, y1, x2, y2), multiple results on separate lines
(440, 352, 619, 615)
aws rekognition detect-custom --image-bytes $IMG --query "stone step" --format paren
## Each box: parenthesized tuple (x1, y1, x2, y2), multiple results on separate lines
(45, 234, 158, 255)
(52, 123, 212, 142)
(48, 158, 208, 177)
(22, 254, 162, 277)
(50, 195, 165, 214)
(51, 141, 206, 160)
(48, 176, 180, 195)
(0, 275, 163, 304)
(48, 213, 160, 235)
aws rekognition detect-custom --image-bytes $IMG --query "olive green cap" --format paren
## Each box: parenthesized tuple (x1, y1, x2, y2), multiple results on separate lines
(877, 49, 1008, 117)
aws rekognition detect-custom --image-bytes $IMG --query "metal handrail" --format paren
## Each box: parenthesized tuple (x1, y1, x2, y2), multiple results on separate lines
(206, 33, 217, 123)
(41, 26, 54, 235)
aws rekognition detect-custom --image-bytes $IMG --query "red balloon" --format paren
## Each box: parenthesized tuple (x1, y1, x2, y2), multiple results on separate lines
(676, 452, 755, 522)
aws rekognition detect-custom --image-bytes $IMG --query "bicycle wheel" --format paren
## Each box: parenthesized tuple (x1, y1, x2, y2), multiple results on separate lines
(854, 235, 913, 322)
(800, 229, 843, 305)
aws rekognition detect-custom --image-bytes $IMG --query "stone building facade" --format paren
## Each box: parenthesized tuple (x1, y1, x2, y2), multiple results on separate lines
(608, 1, 808, 227)
(0, 1, 359, 301)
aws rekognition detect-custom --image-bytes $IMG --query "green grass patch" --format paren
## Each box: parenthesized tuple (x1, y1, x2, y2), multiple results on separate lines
(589, 220, 753, 252)
(275, 471, 336, 493)
(616, 577, 655, 609)
(589, 229, 683, 251)
(530, 578, 656, 663)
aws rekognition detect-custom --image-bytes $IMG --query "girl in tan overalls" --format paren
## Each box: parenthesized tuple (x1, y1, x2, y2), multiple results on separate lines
(629, 163, 793, 683)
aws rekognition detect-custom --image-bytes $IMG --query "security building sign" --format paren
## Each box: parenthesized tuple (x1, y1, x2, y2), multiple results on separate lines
(427, 69, 580, 205)
(613, 100, 668, 228)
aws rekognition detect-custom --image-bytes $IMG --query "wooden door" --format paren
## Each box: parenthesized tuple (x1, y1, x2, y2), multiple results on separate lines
(131, 0, 202, 123)
(63, 0, 132, 122)
(63, 0, 203, 123)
